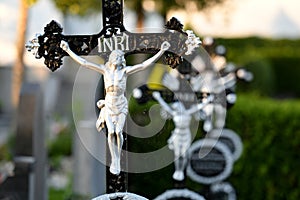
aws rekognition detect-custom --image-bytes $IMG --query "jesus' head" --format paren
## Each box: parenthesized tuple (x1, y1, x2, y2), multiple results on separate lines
(108, 50, 126, 69)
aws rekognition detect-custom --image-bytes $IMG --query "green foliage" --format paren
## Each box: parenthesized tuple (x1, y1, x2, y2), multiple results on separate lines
(52, 0, 101, 16)
(214, 37, 300, 97)
(269, 57, 300, 96)
(49, 188, 66, 200)
(226, 94, 300, 200)
(49, 186, 87, 200)
(128, 165, 173, 198)
(128, 94, 300, 199)
(48, 126, 73, 158)
(128, 98, 208, 198)
(238, 59, 275, 96)
(0, 144, 11, 161)
(128, 98, 175, 197)
(67, 193, 91, 200)
(214, 37, 300, 63)
(26, 0, 38, 6)
(126, 0, 228, 18)
(0, 132, 16, 161)
(47, 123, 74, 199)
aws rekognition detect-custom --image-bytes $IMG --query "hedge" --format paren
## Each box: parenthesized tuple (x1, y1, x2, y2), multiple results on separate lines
(214, 37, 300, 62)
(226, 94, 300, 200)
(128, 94, 300, 200)
(214, 37, 300, 97)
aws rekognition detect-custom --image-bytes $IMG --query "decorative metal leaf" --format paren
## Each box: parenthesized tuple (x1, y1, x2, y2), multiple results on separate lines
(165, 17, 186, 35)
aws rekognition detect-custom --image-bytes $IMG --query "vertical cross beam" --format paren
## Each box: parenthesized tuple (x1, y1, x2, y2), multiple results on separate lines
(102, 0, 125, 33)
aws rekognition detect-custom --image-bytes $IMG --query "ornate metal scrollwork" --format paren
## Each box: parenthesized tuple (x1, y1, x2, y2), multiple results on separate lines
(26, 2, 201, 74)
(26, 20, 99, 71)
(34, 20, 64, 71)
(102, 0, 125, 37)
(165, 17, 187, 35)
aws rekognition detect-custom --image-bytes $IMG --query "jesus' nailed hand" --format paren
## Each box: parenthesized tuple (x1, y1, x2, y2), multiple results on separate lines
(60, 40, 170, 175)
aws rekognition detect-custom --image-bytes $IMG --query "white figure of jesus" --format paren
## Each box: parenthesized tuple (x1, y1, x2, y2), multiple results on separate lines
(60, 40, 170, 175)
(152, 91, 213, 181)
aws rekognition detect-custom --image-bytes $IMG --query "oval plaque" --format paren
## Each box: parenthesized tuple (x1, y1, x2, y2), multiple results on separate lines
(154, 189, 206, 200)
(92, 192, 148, 200)
(209, 182, 236, 200)
(209, 129, 243, 161)
(186, 138, 233, 184)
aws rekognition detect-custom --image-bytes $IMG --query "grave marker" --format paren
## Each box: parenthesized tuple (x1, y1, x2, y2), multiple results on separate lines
(209, 129, 243, 161)
(154, 189, 206, 200)
(209, 182, 236, 200)
(26, 0, 201, 196)
(0, 83, 47, 200)
(187, 139, 233, 185)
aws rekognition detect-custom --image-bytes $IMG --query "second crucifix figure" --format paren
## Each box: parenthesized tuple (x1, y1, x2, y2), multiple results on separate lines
(152, 92, 213, 181)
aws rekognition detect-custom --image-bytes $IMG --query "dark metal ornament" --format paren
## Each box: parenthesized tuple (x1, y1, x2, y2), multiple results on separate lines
(26, 11, 196, 72)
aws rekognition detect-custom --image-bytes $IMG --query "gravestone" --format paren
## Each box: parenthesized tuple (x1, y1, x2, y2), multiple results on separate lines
(92, 192, 148, 200)
(154, 189, 206, 200)
(73, 121, 107, 197)
(187, 138, 233, 185)
(209, 129, 243, 161)
(0, 83, 47, 200)
(209, 182, 236, 200)
(71, 62, 106, 197)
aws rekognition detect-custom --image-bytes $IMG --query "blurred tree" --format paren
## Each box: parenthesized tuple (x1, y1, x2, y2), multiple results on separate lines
(126, 0, 228, 29)
(12, 0, 37, 109)
(51, 0, 227, 29)
(51, 0, 101, 16)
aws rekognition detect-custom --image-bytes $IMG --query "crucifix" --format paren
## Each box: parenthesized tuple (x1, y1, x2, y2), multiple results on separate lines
(60, 40, 170, 176)
(152, 91, 214, 181)
(26, 0, 201, 197)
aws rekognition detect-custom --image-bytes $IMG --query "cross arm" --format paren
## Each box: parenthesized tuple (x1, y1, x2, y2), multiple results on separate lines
(26, 17, 201, 74)
(60, 41, 105, 73)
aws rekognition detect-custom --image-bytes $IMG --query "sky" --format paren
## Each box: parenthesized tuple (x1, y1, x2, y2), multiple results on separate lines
(0, 0, 63, 67)
(167, 0, 300, 38)
(0, 0, 300, 67)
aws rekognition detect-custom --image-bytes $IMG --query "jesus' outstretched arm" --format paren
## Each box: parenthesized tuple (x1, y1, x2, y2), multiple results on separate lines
(125, 41, 170, 74)
(60, 40, 105, 74)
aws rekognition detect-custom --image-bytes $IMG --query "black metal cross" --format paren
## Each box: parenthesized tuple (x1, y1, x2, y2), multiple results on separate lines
(26, 0, 200, 73)
(26, 0, 202, 195)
